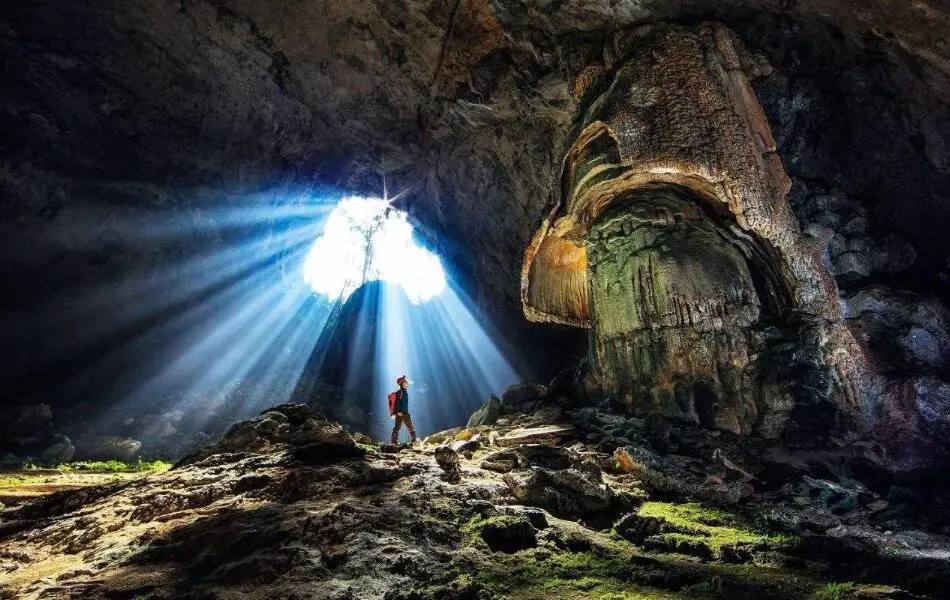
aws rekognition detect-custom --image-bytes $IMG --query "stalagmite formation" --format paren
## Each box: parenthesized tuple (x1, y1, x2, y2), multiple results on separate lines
(522, 23, 872, 438)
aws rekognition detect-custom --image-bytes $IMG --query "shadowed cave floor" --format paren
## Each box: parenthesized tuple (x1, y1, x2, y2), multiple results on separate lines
(1, 398, 948, 600)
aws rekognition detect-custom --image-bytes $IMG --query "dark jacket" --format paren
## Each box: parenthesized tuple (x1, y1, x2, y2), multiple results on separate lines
(394, 389, 410, 414)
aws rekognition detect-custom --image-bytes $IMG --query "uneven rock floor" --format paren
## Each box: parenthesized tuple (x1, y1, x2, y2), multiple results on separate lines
(0, 404, 947, 600)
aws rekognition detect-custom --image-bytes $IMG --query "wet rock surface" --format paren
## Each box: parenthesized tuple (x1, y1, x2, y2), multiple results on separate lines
(2, 401, 949, 599)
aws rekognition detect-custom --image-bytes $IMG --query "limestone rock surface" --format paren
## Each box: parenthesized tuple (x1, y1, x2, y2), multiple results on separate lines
(2, 402, 950, 599)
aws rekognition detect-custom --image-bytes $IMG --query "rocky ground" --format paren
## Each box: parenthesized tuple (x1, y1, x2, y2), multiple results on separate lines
(1, 390, 948, 600)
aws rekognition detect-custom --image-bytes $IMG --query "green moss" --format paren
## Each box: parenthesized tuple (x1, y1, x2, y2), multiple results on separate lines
(355, 441, 379, 454)
(431, 508, 862, 600)
(452, 514, 665, 598)
(475, 548, 681, 600)
(418, 525, 850, 600)
(638, 501, 793, 554)
(461, 514, 533, 551)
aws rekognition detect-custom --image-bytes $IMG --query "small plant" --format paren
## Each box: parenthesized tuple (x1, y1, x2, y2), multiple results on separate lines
(816, 582, 856, 600)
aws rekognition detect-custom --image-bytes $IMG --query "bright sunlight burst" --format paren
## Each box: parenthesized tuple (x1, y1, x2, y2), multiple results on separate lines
(302, 197, 446, 304)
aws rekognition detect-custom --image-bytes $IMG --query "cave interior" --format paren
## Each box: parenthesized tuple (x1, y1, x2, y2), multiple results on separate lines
(1, 1, 950, 599)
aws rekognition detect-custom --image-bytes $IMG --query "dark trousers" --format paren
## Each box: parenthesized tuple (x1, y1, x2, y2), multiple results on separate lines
(391, 412, 416, 444)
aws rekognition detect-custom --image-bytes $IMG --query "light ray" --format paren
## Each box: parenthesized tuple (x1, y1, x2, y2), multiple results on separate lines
(24, 191, 525, 454)
(372, 279, 521, 440)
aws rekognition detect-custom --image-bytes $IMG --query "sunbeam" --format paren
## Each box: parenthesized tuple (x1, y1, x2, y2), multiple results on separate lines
(10, 191, 523, 452)
(372, 281, 520, 440)
(294, 196, 521, 440)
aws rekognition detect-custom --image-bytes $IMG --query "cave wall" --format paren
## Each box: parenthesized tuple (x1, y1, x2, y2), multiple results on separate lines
(1, 0, 948, 463)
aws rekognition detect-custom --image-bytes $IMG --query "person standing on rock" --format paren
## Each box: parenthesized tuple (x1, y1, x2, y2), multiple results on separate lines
(389, 375, 417, 445)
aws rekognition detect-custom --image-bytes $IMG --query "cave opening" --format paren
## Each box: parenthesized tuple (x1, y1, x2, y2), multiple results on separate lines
(302, 196, 446, 305)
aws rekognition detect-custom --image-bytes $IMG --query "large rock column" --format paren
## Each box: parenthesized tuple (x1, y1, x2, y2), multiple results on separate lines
(587, 186, 763, 430)
(521, 23, 874, 438)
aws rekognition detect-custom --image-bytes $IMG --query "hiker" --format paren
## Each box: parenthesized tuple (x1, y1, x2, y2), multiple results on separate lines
(388, 375, 417, 444)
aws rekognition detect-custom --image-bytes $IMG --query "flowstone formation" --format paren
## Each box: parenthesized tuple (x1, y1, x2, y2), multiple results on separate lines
(587, 186, 765, 432)
(522, 23, 869, 439)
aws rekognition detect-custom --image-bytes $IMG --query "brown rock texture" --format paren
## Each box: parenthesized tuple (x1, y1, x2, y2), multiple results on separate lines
(522, 23, 876, 438)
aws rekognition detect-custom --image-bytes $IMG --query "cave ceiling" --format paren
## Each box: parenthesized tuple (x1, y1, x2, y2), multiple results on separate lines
(1, 0, 949, 399)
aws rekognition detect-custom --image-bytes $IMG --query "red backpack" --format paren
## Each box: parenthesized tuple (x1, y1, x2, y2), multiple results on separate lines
(387, 391, 398, 416)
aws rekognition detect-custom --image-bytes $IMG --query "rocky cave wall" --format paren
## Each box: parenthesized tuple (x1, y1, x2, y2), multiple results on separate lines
(1, 0, 948, 464)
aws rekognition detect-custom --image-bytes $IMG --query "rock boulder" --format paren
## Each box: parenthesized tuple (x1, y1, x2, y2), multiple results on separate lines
(467, 395, 502, 427)
(77, 435, 142, 462)
(179, 404, 363, 466)
(435, 446, 462, 482)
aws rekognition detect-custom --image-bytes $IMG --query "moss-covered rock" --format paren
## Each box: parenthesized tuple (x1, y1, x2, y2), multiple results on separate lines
(466, 515, 538, 554)
(634, 502, 793, 560)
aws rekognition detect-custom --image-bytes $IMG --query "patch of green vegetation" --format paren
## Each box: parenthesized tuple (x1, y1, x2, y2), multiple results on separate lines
(638, 501, 793, 554)
(0, 459, 170, 489)
(52, 458, 171, 473)
(514, 549, 632, 585)
(473, 547, 682, 600)
(451, 515, 673, 599)
(355, 441, 379, 454)
(0, 473, 30, 487)
(813, 582, 857, 600)
(462, 514, 521, 546)
(413, 509, 873, 600)
(10, 457, 171, 473)
(404, 523, 844, 600)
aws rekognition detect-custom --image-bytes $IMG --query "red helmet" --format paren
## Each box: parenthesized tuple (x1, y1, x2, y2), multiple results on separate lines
(396, 375, 408, 386)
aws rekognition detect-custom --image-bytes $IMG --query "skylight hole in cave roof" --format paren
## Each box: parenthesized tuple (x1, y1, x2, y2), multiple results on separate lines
(302, 196, 446, 304)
